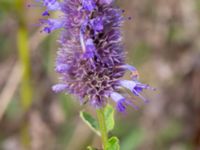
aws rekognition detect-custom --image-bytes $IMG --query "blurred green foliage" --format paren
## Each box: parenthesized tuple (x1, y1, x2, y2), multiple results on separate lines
(121, 128, 144, 150)
(131, 42, 152, 66)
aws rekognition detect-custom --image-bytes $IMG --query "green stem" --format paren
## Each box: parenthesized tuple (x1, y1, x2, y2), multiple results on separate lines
(96, 108, 108, 149)
(17, 27, 32, 111)
(17, 27, 32, 148)
(16, 0, 32, 148)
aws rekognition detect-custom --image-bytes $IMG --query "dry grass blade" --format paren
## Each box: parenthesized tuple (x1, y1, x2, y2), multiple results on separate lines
(0, 62, 22, 121)
(0, 28, 47, 121)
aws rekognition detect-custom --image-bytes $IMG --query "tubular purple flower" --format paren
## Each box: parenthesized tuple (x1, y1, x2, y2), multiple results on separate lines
(120, 64, 137, 72)
(37, 0, 153, 111)
(119, 80, 153, 103)
(110, 92, 138, 112)
(40, 18, 64, 33)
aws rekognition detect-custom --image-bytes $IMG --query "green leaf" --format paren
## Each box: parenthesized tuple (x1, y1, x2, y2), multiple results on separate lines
(106, 136, 120, 150)
(80, 111, 100, 135)
(104, 105, 115, 132)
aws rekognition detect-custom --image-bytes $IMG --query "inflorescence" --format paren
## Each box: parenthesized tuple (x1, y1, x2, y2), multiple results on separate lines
(34, 0, 154, 112)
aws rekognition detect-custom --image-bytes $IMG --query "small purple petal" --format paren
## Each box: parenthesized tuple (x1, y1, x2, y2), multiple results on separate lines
(110, 92, 127, 112)
(55, 64, 69, 73)
(90, 17, 104, 32)
(119, 80, 151, 103)
(52, 84, 67, 93)
(40, 19, 64, 33)
(116, 100, 126, 112)
(43, 27, 51, 33)
(110, 92, 124, 103)
(119, 80, 137, 91)
(82, 0, 96, 11)
(110, 92, 138, 112)
(43, 0, 61, 11)
(121, 64, 137, 72)
(84, 39, 96, 58)
(99, 0, 114, 5)
(119, 64, 139, 80)
(42, 10, 50, 16)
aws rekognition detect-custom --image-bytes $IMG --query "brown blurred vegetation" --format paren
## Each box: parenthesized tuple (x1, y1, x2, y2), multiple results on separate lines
(0, 0, 200, 150)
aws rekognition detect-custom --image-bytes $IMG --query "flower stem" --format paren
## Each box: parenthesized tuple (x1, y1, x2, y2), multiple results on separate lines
(96, 107, 108, 149)
(16, 1, 32, 148)
(17, 27, 32, 111)
(17, 24, 32, 150)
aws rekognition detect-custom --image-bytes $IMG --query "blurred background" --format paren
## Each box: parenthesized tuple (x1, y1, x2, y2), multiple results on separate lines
(0, 0, 200, 150)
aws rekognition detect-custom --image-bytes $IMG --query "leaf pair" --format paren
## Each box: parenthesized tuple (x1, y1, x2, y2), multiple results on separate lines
(80, 105, 115, 135)
(81, 105, 120, 150)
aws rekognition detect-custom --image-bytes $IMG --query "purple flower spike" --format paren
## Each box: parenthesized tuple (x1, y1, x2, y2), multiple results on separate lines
(36, 0, 153, 111)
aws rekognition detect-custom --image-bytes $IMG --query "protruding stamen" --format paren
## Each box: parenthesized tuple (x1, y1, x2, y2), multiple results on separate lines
(132, 89, 150, 104)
